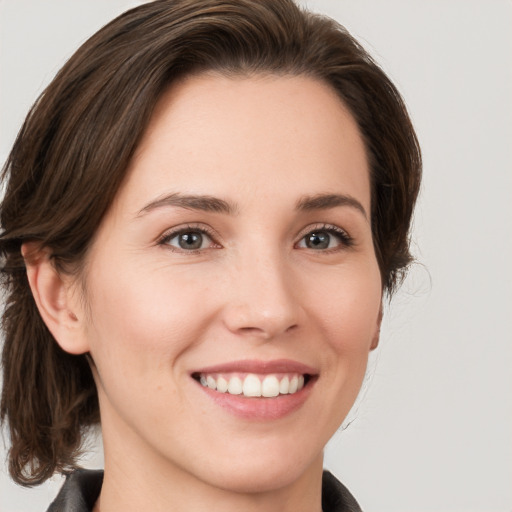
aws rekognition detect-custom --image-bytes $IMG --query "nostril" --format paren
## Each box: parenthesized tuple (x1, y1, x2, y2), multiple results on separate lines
(235, 323, 298, 338)
(238, 326, 265, 335)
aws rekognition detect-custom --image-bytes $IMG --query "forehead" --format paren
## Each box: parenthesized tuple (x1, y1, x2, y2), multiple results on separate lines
(120, 73, 370, 214)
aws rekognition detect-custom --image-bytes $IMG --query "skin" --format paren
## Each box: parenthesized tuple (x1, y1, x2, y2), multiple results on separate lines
(26, 73, 382, 512)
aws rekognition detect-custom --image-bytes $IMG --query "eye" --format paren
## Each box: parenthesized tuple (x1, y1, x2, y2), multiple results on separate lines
(159, 226, 219, 252)
(296, 225, 353, 251)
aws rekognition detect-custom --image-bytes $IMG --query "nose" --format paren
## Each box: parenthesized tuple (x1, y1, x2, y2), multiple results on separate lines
(222, 251, 301, 340)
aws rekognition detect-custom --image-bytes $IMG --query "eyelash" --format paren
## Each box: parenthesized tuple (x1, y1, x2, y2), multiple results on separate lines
(295, 223, 354, 251)
(157, 223, 353, 253)
(157, 224, 220, 253)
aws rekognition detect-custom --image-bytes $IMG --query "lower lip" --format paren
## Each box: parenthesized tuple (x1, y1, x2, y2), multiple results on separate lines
(195, 378, 315, 420)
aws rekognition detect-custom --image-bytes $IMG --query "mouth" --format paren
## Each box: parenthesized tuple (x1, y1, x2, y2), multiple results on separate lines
(192, 372, 313, 398)
(190, 359, 317, 420)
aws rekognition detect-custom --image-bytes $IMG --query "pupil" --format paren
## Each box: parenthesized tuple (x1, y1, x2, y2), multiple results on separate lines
(307, 232, 329, 249)
(179, 232, 202, 250)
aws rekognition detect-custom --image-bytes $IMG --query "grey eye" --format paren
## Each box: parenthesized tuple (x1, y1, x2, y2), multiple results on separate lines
(297, 227, 352, 251)
(304, 231, 331, 249)
(165, 231, 211, 250)
(177, 232, 203, 250)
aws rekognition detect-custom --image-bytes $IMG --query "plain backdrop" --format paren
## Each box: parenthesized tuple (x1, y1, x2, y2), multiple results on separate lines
(1, 1, 511, 511)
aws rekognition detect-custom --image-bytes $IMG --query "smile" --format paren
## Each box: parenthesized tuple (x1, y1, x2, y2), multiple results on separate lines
(191, 359, 317, 419)
(197, 372, 307, 397)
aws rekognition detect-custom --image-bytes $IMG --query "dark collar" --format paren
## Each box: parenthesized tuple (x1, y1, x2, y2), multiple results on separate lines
(322, 470, 363, 512)
(46, 469, 103, 512)
(47, 469, 362, 512)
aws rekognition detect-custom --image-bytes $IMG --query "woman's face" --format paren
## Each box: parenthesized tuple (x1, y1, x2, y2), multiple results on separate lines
(71, 74, 382, 492)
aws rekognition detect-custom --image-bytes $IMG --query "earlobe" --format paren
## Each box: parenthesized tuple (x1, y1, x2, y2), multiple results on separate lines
(22, 243, 89, 355)
(370, 305, 383, 351)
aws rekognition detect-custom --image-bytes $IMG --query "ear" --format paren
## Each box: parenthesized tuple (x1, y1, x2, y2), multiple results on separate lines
(370, 304, 383, 351)
(22, 243, 90, 355)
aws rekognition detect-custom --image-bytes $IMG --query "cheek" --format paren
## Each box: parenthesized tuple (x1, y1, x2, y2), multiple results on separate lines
(83, 261, 217, 381)
(308, 261, 382, 392)
(312, 265, 381, 345)
(295, 262, 382, 436)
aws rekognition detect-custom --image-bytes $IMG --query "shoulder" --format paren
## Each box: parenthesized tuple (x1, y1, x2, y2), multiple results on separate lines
(322, 470, 363, 512)
(46, 469, 103, 512)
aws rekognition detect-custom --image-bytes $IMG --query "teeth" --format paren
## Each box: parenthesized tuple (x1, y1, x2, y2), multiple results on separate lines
(198, 372, 308, 398)
(206, 376, 216, 390)
(227, 376, 242, 395)
(289, 375, 298, 394)
(216, 376, 228, 393)
(243, 374, 261, 397)
(279, 376, 289, 395)
(261, 375, 280, 397)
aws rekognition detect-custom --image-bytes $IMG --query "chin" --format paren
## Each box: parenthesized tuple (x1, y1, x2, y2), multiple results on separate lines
(187, 444, 323, 495)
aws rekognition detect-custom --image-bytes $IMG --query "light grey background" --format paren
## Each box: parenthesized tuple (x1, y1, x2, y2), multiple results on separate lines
(1, 1, 511, 511)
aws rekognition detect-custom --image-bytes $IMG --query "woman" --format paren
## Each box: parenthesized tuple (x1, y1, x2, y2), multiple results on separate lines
(0, 1, 421, 511)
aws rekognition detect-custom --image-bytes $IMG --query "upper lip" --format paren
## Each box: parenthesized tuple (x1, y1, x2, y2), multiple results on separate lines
(192, 359, 318, 375)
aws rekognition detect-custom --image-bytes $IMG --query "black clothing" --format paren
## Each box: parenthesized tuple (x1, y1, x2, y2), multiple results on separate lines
(322, 471, 363, 512)
(46, 470, 103, 512)
(46, 469, 362, 512)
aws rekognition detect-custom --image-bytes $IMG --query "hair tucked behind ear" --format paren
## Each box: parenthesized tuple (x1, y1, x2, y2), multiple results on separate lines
(1, 266, 99, 485)
(1, 0, 421, 485)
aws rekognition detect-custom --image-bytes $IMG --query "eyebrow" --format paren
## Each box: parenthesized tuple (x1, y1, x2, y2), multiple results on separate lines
(138, 193, 238, 216)
(137, 192, 367, 219)
(295, 193, 368, 219)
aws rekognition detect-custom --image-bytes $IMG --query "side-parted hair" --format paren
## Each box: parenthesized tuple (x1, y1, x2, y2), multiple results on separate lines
(0, 0, 421, 486)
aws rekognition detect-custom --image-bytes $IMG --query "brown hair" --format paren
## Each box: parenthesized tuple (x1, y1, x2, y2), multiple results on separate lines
(0, 0, 421, 486)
